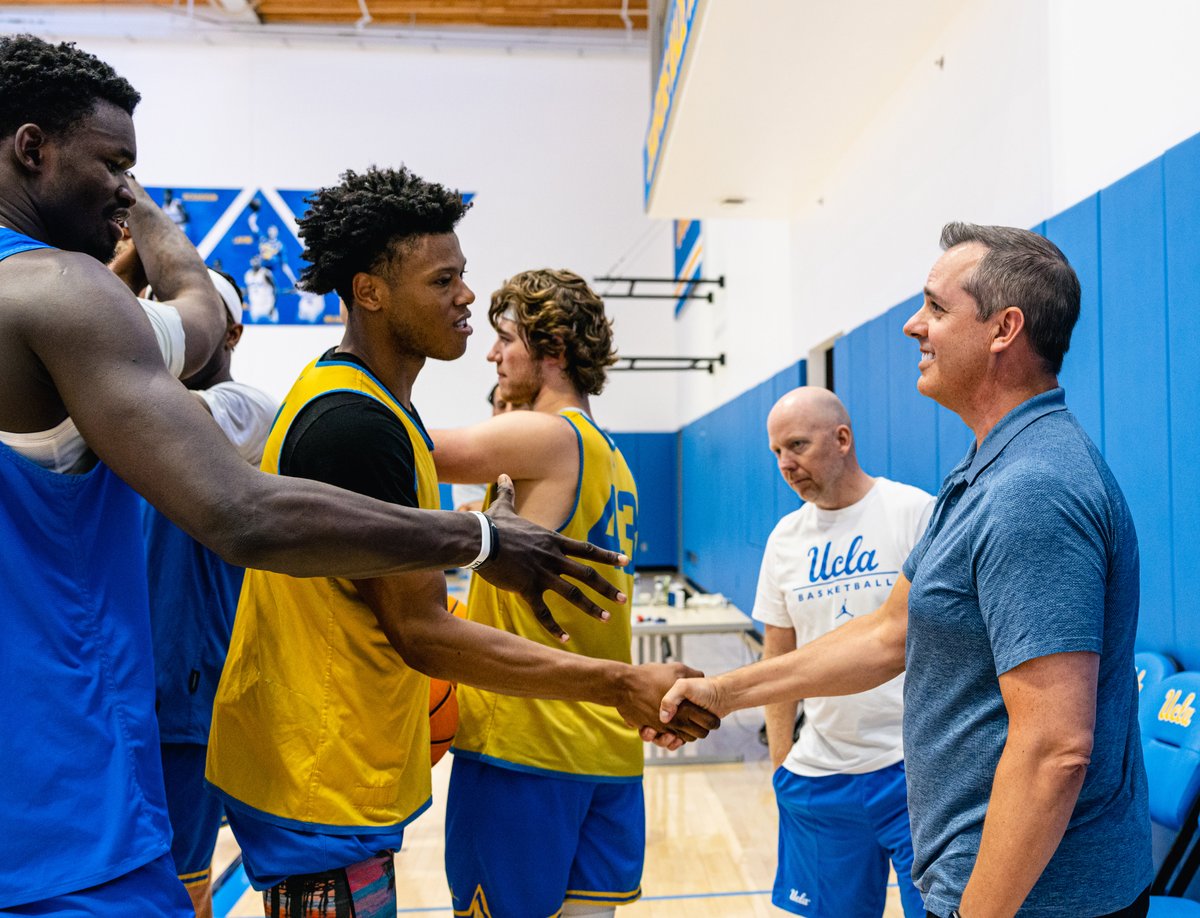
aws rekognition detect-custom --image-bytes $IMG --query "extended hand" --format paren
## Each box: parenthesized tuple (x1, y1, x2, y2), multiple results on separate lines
(651, 675, 728, 742)
(477, 474, 628, 642)
(619, 663, 721, 749)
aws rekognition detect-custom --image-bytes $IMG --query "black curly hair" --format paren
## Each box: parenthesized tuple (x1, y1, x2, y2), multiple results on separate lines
(298, 166, 471, 308)
(0, 34, 140, 139)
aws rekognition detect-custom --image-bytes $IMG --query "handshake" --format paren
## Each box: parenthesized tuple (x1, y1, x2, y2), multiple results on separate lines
(615, 663, 723, 750)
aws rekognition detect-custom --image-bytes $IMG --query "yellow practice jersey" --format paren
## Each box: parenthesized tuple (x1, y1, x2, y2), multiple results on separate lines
(206, 354, 439, 831)
(453, 408, 642, 780)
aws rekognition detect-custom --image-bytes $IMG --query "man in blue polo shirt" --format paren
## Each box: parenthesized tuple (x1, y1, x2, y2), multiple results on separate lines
(660, 223, 1152, 917)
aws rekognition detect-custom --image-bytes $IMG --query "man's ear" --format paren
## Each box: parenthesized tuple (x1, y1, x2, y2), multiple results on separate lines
(350, 272, 385, 313)
(226, 322, 244, 351)
(545, 335, 568, 369)
(836, 424, 854, 453)
(12, 123, 48, 173)
(990, 306, 1026, 354)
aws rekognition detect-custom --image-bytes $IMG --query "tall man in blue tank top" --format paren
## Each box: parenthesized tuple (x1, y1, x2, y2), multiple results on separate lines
(661, 224, 1153, 917)
(0, 35, 696, 916)
(431, 270, 644, 918)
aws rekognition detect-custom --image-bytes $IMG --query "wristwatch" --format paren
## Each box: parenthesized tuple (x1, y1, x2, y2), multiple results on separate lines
(950, 911, 963, 918)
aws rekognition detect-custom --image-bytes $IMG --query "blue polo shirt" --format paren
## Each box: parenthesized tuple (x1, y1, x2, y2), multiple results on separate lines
(902, 388, 1151, 917)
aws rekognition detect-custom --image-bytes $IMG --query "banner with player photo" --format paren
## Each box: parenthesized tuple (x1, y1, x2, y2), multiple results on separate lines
(144, 185, 339, 326)
(146, 186, 475, 326)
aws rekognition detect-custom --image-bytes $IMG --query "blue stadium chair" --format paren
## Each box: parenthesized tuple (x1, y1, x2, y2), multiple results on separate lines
(1141, 672, 1200, 914)
(1140, 651, 1181, 696)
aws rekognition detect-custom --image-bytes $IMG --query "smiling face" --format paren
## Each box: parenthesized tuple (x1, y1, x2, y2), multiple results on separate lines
(34, 100, 137, 262)
(903, 242, 995, 413)
(487, 317, 544, 406)
(374, 232, 475, 362)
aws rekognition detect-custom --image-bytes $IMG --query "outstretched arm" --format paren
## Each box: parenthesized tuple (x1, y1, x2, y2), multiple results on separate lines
(21, 252, 627, 619)
(657, 575, 910, 726)
(124, 177, 226, 377)
(358, 570, 719, 744)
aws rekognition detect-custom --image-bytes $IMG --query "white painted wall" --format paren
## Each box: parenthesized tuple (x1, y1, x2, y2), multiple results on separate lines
(60, 36, 677, 430)
(674, 218, 793, 425)
(673, 0, 1200, 424)
(1048, 0, 1200, 214)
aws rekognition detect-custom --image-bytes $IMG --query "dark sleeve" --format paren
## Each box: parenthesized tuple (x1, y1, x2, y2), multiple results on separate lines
(279, 393, 418, 508)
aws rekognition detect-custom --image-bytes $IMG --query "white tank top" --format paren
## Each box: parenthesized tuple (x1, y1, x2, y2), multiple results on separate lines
(0, 299, 185, 472)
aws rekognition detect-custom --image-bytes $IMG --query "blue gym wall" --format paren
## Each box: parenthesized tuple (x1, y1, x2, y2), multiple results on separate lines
(666, 131, 1200, 664)
(610, 432, 679, 569)
(679, 362, 808, 614)
(446, 134, 1200, 659)
(828, 131, 1200, 669)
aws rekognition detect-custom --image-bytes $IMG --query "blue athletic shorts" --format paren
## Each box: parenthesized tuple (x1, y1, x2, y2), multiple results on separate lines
(3, 853, 193, 917)
(445, 756, 644, 916)
(772, 760, 924, 918)
(161, 742, 224, 890)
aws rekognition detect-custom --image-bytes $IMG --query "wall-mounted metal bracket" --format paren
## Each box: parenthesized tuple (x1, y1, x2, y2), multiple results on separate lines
(595, 275, 725, 302)
(611, 354, 725, 374)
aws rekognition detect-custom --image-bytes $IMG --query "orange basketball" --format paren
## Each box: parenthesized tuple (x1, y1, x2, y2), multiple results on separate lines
(429, 677, 458, 767)
(429, 595, 466, 767)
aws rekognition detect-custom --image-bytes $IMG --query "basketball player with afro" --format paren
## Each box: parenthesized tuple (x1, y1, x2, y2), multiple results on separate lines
(205, 166, 719, 918)
(432, 270, 652, 917)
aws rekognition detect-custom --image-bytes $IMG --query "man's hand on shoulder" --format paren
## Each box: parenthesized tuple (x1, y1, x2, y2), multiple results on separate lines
(476, 474, 628, 642)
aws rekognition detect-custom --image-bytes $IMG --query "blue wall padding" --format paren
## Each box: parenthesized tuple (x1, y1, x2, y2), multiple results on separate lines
(858, 315, 894, 477)
(886, 297, 941, 496)
(783, 132, 1200, 668)
(1099, 158, 1174, 653)
(612, 131, 1200, 666)
(837, 300, 971, 493)
(1045, 194, 1104, 448)
(679, 361, 807, 614)
(1165, 134, 1200, 663)
(609, 432, 678, 569)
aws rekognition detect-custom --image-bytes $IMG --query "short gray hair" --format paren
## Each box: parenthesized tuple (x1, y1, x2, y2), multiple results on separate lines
(940, 222, 1081, 374)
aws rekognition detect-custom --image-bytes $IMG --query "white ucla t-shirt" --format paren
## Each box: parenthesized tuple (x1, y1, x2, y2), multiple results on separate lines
(753, 477, 934, 777)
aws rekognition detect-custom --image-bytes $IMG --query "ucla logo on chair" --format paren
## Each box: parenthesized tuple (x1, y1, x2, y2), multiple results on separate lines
(1159, 688, 1197, 728)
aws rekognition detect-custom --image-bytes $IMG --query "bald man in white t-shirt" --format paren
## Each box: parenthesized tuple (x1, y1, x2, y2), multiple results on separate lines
(754, 387, 932, 918)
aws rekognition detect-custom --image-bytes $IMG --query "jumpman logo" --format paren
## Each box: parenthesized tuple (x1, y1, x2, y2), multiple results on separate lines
(836, 601, 854, 620)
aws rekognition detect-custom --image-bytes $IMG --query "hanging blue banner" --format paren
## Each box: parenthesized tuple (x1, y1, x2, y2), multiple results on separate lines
(673, 218, 702, 317)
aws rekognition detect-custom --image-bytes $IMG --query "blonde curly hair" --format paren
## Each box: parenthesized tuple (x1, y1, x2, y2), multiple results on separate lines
(488, 269, 617, 396)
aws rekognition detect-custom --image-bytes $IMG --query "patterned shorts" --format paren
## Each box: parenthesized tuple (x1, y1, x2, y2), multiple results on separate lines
(262, 852, 396, 918)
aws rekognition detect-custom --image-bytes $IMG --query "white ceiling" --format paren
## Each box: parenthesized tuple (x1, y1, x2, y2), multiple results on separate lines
(646, 0, 966, 219)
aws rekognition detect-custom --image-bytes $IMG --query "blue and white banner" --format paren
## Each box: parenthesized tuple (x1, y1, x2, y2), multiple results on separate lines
(146, 185, 340, 325)
(146, 186, 476, 326)
(673, 218, 702, 317)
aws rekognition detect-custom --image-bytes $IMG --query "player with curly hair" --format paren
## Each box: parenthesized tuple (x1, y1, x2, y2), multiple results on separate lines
(206, 171, 718, 918)
(431, 270, 644, 917)
(0, 37, 686, 916)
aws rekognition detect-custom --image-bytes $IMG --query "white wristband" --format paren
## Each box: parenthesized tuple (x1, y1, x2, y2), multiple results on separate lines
(467, 510, 492, 569)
